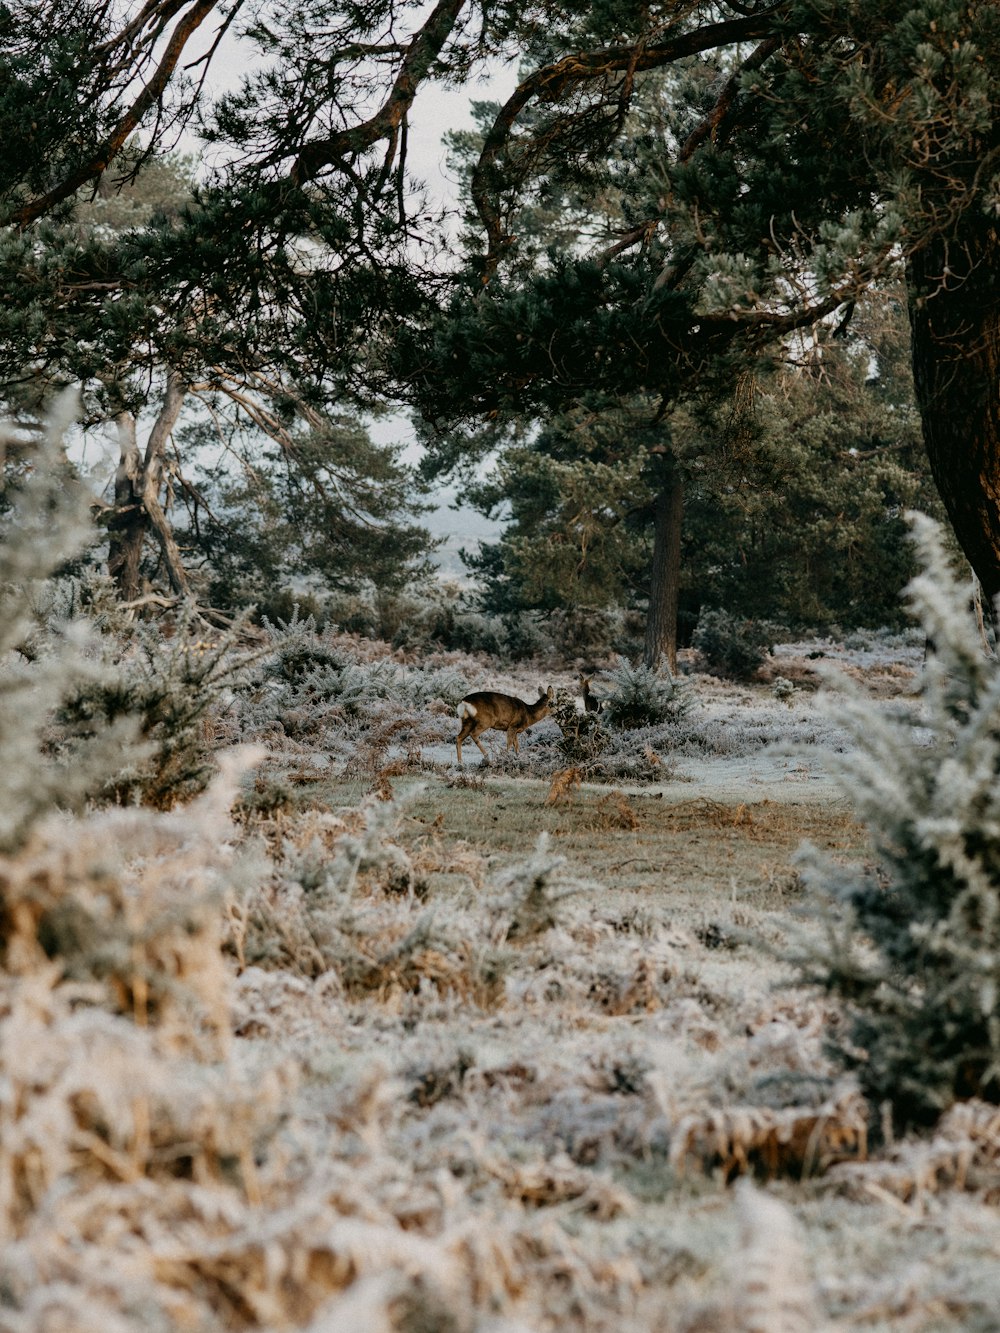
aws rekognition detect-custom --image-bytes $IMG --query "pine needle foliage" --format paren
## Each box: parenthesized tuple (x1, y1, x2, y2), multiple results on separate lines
(793, 514, 1000, 1129)
(601, 656, 691, 730)
(692, 609, 775, 681)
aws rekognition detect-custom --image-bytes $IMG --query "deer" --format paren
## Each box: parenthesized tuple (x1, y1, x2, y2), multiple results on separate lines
(579, 673, 602, 713)
(455, 685, 554, 764)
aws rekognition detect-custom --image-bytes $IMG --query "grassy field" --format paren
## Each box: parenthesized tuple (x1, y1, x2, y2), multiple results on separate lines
(221, 698, 1000, 1330)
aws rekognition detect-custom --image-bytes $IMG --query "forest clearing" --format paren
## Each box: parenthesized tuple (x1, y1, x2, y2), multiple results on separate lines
(7, 2, 1000, 1328)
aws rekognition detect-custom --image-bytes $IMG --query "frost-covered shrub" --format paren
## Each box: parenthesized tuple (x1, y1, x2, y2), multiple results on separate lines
(693, 608, 775, 680)
(1, 755, 253, 1041)
(261, 606, 344, 677)
(486, 832, 584, 941)
(234, 788, 491, 995)
(497, 608, 550, 661)
(60, 606, 262, 809)
(792, 514, 1000, 1129)
(252, 613, 472, 730)
(0, 403, 148, 849)
(601, 656, 691, 729)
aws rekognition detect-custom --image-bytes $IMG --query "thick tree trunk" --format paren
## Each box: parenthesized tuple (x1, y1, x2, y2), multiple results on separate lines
(643, 465, 683, 672)
(106, 373, 190, 603)
(909, 219, 1000, 599)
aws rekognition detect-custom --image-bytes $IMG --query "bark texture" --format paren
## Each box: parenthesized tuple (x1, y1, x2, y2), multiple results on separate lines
(909, 219, 1000, 599)
(643, 466, 683, 672)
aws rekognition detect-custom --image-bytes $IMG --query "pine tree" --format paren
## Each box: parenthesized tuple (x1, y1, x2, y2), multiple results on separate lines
(5, 1, 1000, 611)
(452, 286, 942, 645)
(395, 1, 1000, 605)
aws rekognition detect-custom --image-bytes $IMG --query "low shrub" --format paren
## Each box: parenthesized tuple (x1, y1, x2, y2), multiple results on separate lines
(601, 656, 691, 729)
(693, 608, 776, 680)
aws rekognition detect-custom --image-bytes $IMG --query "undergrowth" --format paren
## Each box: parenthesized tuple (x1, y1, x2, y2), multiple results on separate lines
(793, 514, 1000, 1130)
(6, 422, 999, 1328)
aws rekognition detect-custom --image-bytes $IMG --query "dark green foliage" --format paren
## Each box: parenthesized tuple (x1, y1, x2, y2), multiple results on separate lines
(691, 609, 774, 682)
(680, 295, 946, 631)
(175, 409, 434, 618)
(6, 0, 1000, 628)
(444, 286, 941, 637)
(793, 515, 1000, 1130)
(458, 397, 656, 615)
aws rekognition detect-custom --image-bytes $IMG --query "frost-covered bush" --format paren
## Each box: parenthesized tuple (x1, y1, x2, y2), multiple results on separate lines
(601, 656, 691, 729)
(259, 613, 468, 716)
(693, 608, 775, 680)
(0, 403, 148, 849)
(60, 606, 262, 809)
(486, 832, 584, 941)
(793, 514, 1000, 1129)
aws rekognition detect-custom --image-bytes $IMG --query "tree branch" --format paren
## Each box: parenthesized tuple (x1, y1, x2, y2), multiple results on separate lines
(289, 0, 467, 187)
(12, 0, 223, 229)
(472, 8, 788, 280)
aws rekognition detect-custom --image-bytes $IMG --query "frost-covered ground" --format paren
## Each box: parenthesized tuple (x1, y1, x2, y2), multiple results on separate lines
(9, 625, 1000, 1332)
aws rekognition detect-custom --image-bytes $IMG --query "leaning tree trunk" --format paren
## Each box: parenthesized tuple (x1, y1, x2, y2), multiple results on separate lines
(643, 463, 684, 672)
(106, 372, 191, 603)
(909, 218, 1000, 600)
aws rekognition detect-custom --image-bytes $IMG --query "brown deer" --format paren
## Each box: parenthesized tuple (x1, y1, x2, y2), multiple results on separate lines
(455, 685, 554, 763)
(580, 673, 602, 713)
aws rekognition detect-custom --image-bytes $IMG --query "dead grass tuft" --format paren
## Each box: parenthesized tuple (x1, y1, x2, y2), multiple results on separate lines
(492, 1152, 635, 1218)
(546, 765, 584, 805)
(592, 790, 642, 830)
(832, 1099, 1000, 1203)
(670, 1090, 869, 1182)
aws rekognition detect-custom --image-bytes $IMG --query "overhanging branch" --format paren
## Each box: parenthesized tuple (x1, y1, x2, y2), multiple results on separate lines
(288, 0, 467, 187)
(472, 7, 789, 280)
(12, 0, 224, 229)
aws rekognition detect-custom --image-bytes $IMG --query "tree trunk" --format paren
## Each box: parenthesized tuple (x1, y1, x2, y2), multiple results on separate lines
(107, 413, 146, 602)
(909, 219, 1000, 599)
(643, 464, 683, 671)
(106, 373, 190, 602)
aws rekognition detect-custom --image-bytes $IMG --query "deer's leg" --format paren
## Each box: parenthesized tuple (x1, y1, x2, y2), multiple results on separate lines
(456, 718, 475, 764)
(508, 725, 521, 754)
(472, 730, 490, 759)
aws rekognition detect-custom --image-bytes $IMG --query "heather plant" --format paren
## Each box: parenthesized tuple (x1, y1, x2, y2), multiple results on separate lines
(234, 788, 443, 981)
(259, 611, 468, 715)
(793, 514, 1000, 1129)
(601, 656, 691, 729)
(486, 832, 585, 942)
